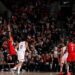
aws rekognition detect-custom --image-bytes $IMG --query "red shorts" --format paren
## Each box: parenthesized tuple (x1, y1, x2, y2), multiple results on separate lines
(67, 53, 75, 62)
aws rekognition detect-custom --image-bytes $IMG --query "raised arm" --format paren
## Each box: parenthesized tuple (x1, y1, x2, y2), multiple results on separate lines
(7, 24, 12, 41)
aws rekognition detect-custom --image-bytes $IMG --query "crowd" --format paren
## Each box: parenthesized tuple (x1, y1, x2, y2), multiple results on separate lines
(0, 0, 75, 72)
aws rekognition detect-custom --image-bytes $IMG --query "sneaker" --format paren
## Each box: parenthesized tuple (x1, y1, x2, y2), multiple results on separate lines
(10, 68, 16, 75)
(17, 72, 20, 75)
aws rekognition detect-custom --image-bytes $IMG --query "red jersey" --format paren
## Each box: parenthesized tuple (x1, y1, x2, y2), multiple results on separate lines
(67, 42, 75, 62)
(8, 36, 16, 55)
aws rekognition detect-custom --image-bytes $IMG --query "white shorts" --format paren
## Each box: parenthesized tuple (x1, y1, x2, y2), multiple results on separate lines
(61, 52, 68, 64)
(17, 51, 25, 62)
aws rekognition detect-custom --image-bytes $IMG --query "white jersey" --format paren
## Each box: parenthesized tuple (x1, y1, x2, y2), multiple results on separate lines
(17, 41, 26, 62)
(61, 46, 68, 63)
(62, 46, 67, 53)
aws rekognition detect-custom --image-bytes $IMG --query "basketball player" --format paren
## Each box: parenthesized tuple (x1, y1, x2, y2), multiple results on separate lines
(67, 37, 75, 75)
(7, 24, 17, 62)
(11, 37, 30, 75)
(59, 43, 68, 75)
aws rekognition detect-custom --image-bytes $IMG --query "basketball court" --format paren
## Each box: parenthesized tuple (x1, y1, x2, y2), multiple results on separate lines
(0, 72, 59, 75)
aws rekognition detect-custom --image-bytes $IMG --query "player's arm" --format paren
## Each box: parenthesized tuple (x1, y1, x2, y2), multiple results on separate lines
(15, 42, 19, 52)
(7, 24, 12, 41)
(60, 48, 64, 57)
(25, 42, 30, 52)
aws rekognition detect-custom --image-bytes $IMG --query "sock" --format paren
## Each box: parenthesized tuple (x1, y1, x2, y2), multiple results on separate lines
(17, 66, 21, 74)
(66, 64, 69, 73)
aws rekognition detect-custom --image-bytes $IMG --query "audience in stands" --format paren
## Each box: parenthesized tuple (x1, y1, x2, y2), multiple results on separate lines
(0, 0, 75, 72)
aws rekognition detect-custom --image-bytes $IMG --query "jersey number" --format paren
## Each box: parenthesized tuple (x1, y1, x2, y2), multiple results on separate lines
(20, 45, 23, 49)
